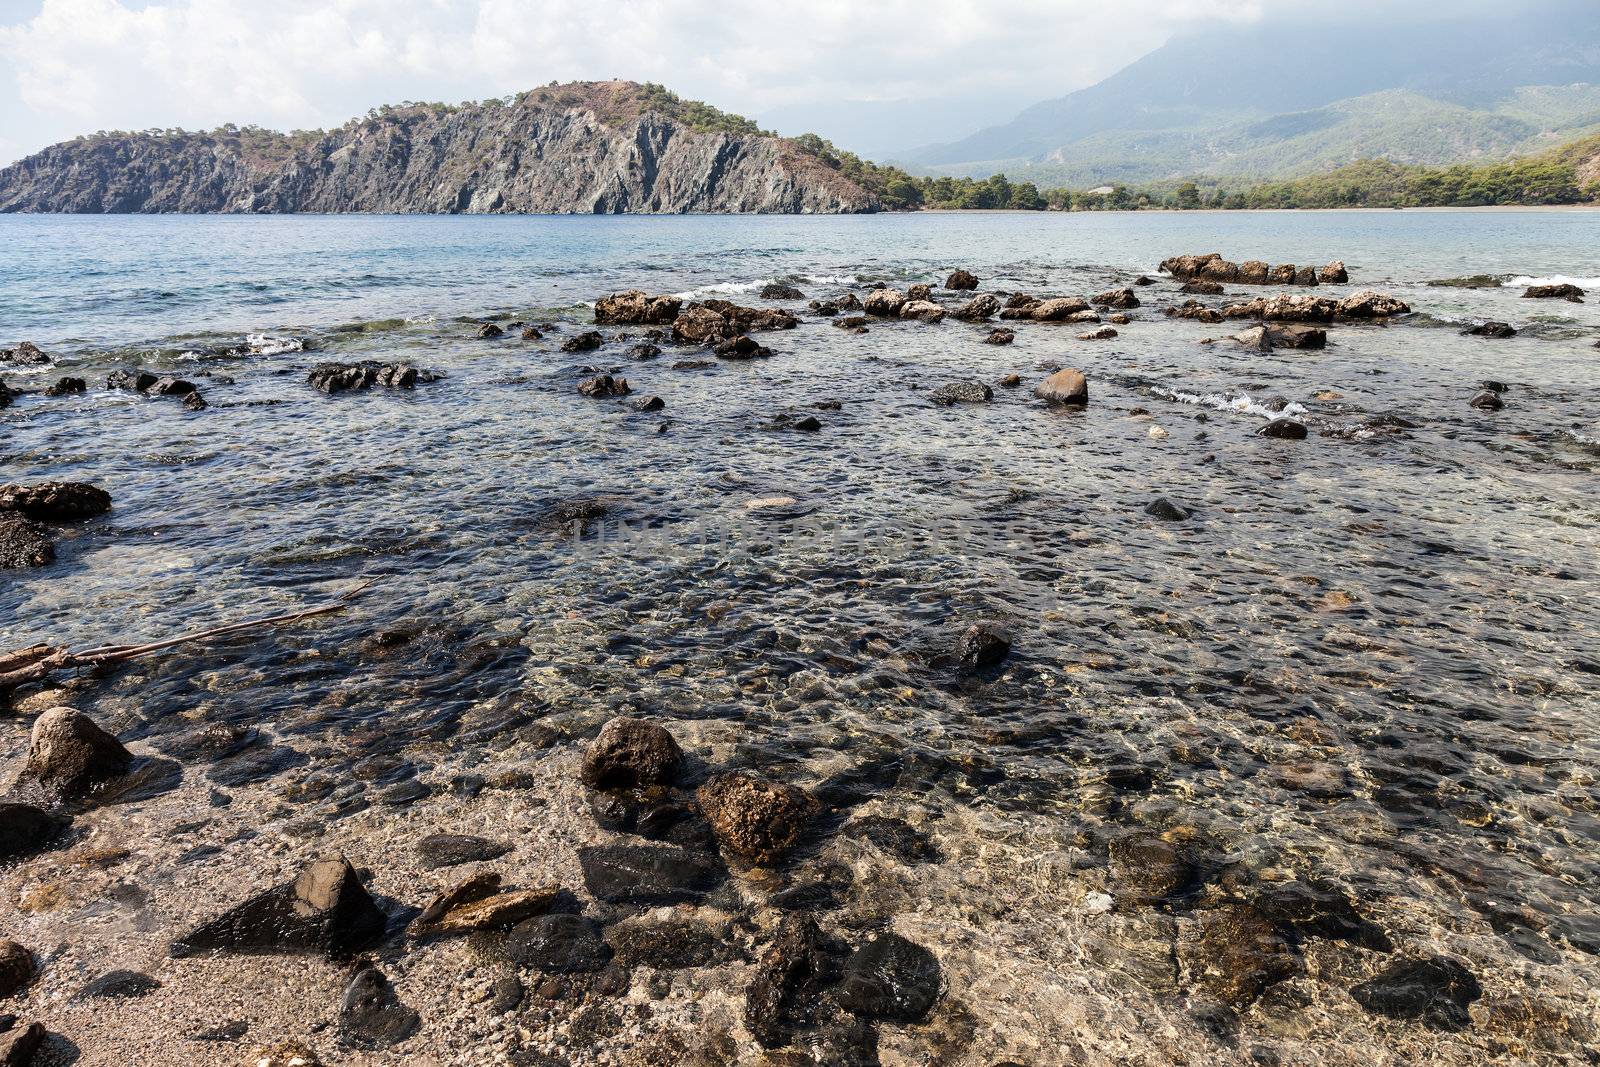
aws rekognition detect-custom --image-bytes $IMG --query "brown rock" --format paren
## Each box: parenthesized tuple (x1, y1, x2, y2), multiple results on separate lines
(1029, 298, 1091, 321)
(1033, 368, 1088, 406)
(577, 375, 630, 398)
(952, 294, 1000, 321)
(0, 940, 36, 997)
(1078, 327, 1118, 340)
(0, 1023, 46, 1066)
(0, 482, 112, 522)
(863, 289, 908, 317)
(0, 515, 54, 570)
(1319, 260, 1349, 284)
(985, 328, 1016, 346)
(419, 887, 560, 938)
(582, 717, 684, 789)
(1181, 279, 1225, 295)
(945, 269, 979, 291)
(1091, 288, 1139, 309)
(1268, 264, 1297, 285)
(696, 773, 817, 867)
(17, 707, 132, 800)
(1237, 261, 1270, 285)
(906, 284, 933, 302)
(899, 300, 946, 323)
(1337, 290, 1410, 318)
(1523, 283, 1584, 302)
(595, 291, 683, 325)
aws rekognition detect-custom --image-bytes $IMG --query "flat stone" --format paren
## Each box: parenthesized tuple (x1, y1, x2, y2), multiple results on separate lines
(339, 962, 420, 1050)
(1351, 956, 1482, 1032)
(578, 844, 724, 905)
(420, 888, 560, 938)
(415, 833, 510, 870)
(75, 969, 161, 999)
(505, 914, 613, 974)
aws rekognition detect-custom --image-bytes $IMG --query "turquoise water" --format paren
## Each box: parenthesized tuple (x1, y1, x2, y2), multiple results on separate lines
(2, 210, 1599, 1064)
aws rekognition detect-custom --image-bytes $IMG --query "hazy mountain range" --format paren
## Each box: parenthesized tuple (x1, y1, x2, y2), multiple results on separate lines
(895, 5, 1600, 186)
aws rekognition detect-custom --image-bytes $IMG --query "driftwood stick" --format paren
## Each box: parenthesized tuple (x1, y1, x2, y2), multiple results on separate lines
(1, 578, 376, 693)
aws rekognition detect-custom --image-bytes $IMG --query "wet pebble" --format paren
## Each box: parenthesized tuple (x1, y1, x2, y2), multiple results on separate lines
(415, 833, 511, 870)
(339, 962, 420, 1050)
(836, 932, 942, 1022)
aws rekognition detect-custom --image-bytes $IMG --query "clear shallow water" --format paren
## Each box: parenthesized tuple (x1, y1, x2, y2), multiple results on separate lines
(2, 210, 1599, 1065)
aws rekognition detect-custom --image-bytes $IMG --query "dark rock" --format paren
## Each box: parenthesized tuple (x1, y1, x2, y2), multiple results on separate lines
(0, 342, 50, 366)
(1167, 300, 1224, 323)
(842, 816, 939, 864)
(0, 515, 54, 569)
(632, 395, 665, 412)
(1469, 390, 1505, 411)
(487, 975, 524, 1015)
(339, 962, 420, 1050)
(562, 330, 605, 352)
(0, 482, 111, 522)
(714, 334, 771, 360)
(627, 342, 661, 360)
(1078, 326, 1118, 340)
(0, 1023, 44, 1065)
(809, 299, 840, 317)
(1109, 832, 1199, 903)
(595, 291, 682, 325)
(1269, 264, 1298, 285)
(1319, 261, 1349, 284)
(606, 919, 738, 970)
(674, 299, 797, 342)
(930, 381, 993, 406)
(696, 773, 818, 867)
(832, 315, 869, 333)
(415, 833, 510, 870)
(1186, 905, 1300, 1007)
(75, 969, 161, 999)
(0, 380, 11, 409)
(1027, 297, 1091, 321)
(906, 284, 933, 302)
(998, 372, 1021, 387)
(16, 707, 132, 801)
(145, 376, 196, 396)
(521, 326, 543, 340)
(1256, 879, 1392, 952)
(106, 369, 158, 392)
(1134, 276, 1155, 286)
(956, 622, 1010, 671)
(1523, 283, 1584, 302)
(761, 282, 806, 301)
(308, 362, 440, 394)
(190, 1020, 249, 1042)
(1034, 368, 1088, 406)
(44, 377, 85, 397)
(0, 804, 70, 859)
(1464, 321, 1516, 338)
(505, 914, 612, 974)
(1181, 279, 1226, 295)
(985, 328, 1016, 346)
(577, 374, 629, 398)
(183, 391, 207, 411)
(1351, 956, 1482, 1032)
(945, 269, 979, 291)
(1258, 418, 1308, 440)
(477, 323, 504, 339)
(791, 415, 822, 432)
(1294, 266, 1320, 287)
(770, 862, 853, 912)
(170, 854, 387, 957)
(837, 932, 941, 1021)
(0, 943, 35, 998)
(578, 844, 723, 905)
(1479, 380, 1508, 393)
(582, 717, 684, 789)
(952, 294, 1001, 321)
(1092, 288, 1140, 309)
(1145, 498, 1191, 522)
(745, 916, 836, 1048)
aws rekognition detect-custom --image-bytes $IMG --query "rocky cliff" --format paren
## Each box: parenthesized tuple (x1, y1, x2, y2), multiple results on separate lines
(0, 82, 879, 215)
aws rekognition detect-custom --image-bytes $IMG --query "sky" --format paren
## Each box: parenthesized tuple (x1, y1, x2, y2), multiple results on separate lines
(0, 0, 1526, 166)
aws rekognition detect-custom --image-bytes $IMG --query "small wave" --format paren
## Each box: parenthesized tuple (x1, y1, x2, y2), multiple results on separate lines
(1155, 388, 1308, 420)
(674, 274, 860, 300)
(245, 333, 306, 356)
(1506, 275, 1600, 289)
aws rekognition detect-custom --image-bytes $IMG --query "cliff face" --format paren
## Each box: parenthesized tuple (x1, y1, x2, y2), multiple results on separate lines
(0, 82, 879, 215)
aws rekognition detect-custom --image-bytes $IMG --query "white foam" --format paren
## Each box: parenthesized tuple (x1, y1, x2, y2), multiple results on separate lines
(674, 274, 859, 300)
(1506, 275, 1600, 289)
(1159, 388, 1308, 420)
(246, 333, 305, 356)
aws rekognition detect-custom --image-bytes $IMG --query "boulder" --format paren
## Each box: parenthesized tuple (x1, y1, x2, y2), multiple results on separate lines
(561, 330, 604, 352)
(952, 294, 1000, 321)
(0, 941, 36, 997)
(760, 282, 805, 301)
(578, 844, 724, 905)
(808, 299, 840, 317)
(1109, 832, 1199, 903)
(627, 342, 662, 360)
(0, 342, 50, 366)
(1523, 283, 1584, 302)
(1351, 956, 1482, 1032)
(703, 299, 798, 333)
(1160, 253, 1224, 280)
(1337, 291, 1410, 318)
(0, 515, 56, 569)
(1319, 261, 1349, 284)
(1003, 292, 1037, 309)
(930, 382, 993, 406)
(745, 915, 834, 1049)
(16, 707, 132, 801)
(146, 376, 197, 397)
(0, 482, 111, 522)
(106, 369, 158, 392)
(577, 375, 629, 398)
(906, 284, 933, 302)
(0, 1024, 45, 1065)
(696, 773, 818, 867)
(44, 377, 86, 397)
(864, 289, 908, 317)
(339, 962, 420, 1050)
(1091, 288, 1140, 309)
(1034, 369, 1088, 406)
(984, 328, 1016, 346)
(1469, 390, 1505, 411)
(1029, 298, 1091, 321)
(1237, 261, 1271, 285)
(837, 933, 941, 1021)
(1223, 295, 1338, 322)
(1268, 264, 1298, 285)
(581, 717, 684, 789)
(998, 373, 1022, 387)
(956, 622, 1010, 670)
(308, 362, 440, 394)
(899, 300, 946, 323)
(0, 803, 70, 858)
(1231, 325, 1326, 351)
(1464, 321, 1516, 338)
(1199, 258, 1240, 282)
(476, 323, 503, 339)
(594, 290, 682, 325)
(715, 335, 771, 360)
(945, 269, 980, 291)
(0, 379, 12, 409)
(1259, 418, 1308, 440)
(838, 293, 863, 311)
(170, 854, 387, 957)
(1166, 301, 1224, 323)
(1294, 266, 1320, 287)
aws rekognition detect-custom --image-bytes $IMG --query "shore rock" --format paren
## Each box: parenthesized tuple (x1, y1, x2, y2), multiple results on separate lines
(627, 342, 662, 360)
(0, 1023, 45, 1065)
(1337, 290, 1411, 318)
(561, 330, 605, 352)
(577, 374, 630, 398)
(945, 269, 979, 291)
(1319, 261, 1349, 284)
(1166, 300, 1224, 323)
(595, 291, 682, 325)
(673, 301, 796, 342)
(1034, 368, 1088, 406)
(1351, 956, 1482, 1032)
(505, 914, 613, 973)
(1079, 326, 1118, 340)
(1464, 321, 1516, 338)
(0, 942, 36, 997)
(930, 382, 993, 406)
(1232, 324, 1327, 351)
(714, 334, 771, 360)
(745, 916, 835, 1048)
(900, 300, 946, 323)
(1222, 295, 1337, 323)
(1146, 498, 1190, 522)
(0, 482, 111, 522)
(17, 707, 133, 801)
(1470, 390, 1505, 411)
(985, 328, 1016, 345)
(1029, 297, 1092, 321)
(308, 362, 440, 394)
(578, 843, 724, 904)
(864, 289, 908, 317)
(0, 380, 12, 409)
(837, 933, 941, 1021)
(1259, 418, 1308, 439)
(171, 854, 387, 957)
(0, 342, 50, 366)
(43, 377, 85, 397)
(906, 284, 932, 302)
(0, 515, 55, 569)
(582, 717, 684, 789)
(0, 803, 70, 859)
(632, 395, 665, 412)
(761, 282, 805, 301)
(415, 833, 510, 870)
(956, 622, 1010, 670)
(340, 962, 420, 1050)
(952, 294, 1000, 321)
(696, 773, 817, 867)
(1523, 283, 1584, 301)
(476, 322, 503, 339)
(1092, 287, 1140, 309)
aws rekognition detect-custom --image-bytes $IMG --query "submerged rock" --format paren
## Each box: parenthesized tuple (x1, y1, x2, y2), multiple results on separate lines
(476, 322, 503, 339)
(1464, 321, 1516, 338)
(44, 377, 86, 397)
(75, 969, 162, 999)
(16, 707, 133, 801)
(414, 833, 510, 870)
(339, 962, 420, 1050)
(408, 874, 559, 938)
(171, 854, 387, 957)
(1256, 879, 1392, 952)
(595, 290, 682, 325)
(842, 816, 941, 864)
(945, 269, 979, 291)
(696, 773, 818, 867)
(1470, 390, 1505, 411)
(1145, 498, 1191, 522)
(520, 325, 543, 340)
(1351, 956, 1482, 1032)
(837, 932, 941, 1021)
(0, 941, 36, 997)
(505, 914, 613, 973)
(956, 622, 1010, 671)
(930, 381, 993, 406)
(606, 917, 738, 970)
(0, 803, 70, 859)
(985, 328, 1016, 346)
(745, 915, 836, 1048)
(761, 282, 805, 301)
(577, 374, 630, 398)
(0, 482, 111, 522)
(1186, 904, 1300, 1007)
(1523, 283, 1584, 302)
(1091, 287, 1140, 309)
(1259, 418, 1308, 440)
(308, 362, 440, 394)
(578, 844, 723, 905)
(1109, 832, 1200, 903)
(561, 330, 605, 352)
(714, 334, 771, 360)
(1034, 368, 1088, 406)
(0, 515, 55, 569)
(582, 717, 684, 789)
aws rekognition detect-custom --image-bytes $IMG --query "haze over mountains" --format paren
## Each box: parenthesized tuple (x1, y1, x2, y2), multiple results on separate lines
(898, 3, 1600, 187)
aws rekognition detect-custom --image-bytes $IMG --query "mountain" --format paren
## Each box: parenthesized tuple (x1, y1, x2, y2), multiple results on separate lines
(902, 4, 1600, 186)
(0, 81, 879, 215)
